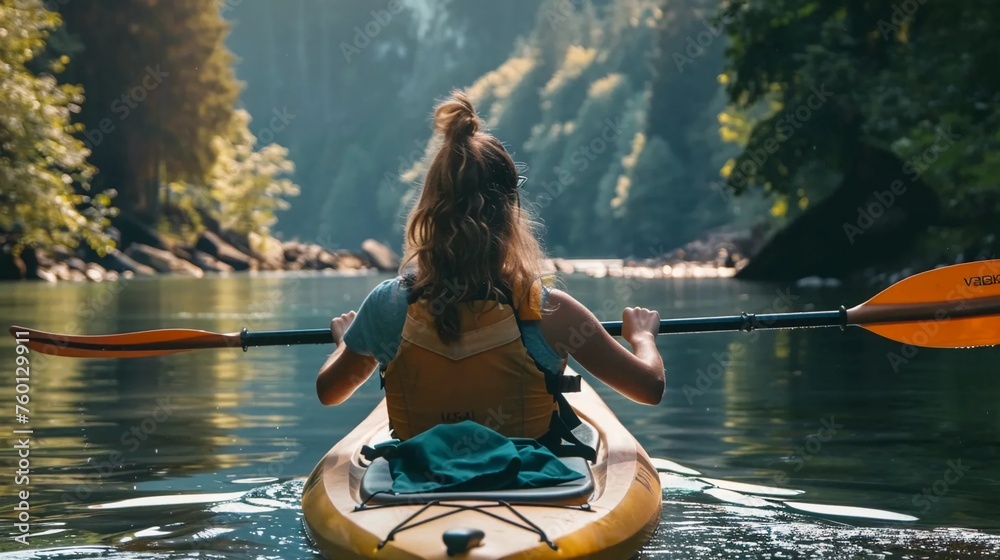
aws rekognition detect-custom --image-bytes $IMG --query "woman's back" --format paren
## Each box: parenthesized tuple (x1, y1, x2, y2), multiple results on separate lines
(342, 278, 564, 385)
(344, 277, 563, 440)
(315, 90, 665, 440)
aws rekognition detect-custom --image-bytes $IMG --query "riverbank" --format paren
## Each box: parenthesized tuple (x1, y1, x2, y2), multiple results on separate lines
(0, 225, 751, 283)
(4, 223, 951, 288)
(546, 258, 736, 279)
(545, 227, 752, 279)
(1, 233, 743, 284)
(0, 229, 400, 283)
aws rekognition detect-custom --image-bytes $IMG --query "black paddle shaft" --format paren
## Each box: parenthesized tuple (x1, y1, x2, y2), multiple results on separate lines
(237, 309, 848, 350)
(602, 308, 847, 337)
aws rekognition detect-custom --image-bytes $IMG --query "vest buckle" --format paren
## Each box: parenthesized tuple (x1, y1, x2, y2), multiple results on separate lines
(558, 373, 581, 393)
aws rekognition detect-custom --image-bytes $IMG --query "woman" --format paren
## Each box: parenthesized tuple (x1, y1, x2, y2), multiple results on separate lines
(317, 90, 664, 450)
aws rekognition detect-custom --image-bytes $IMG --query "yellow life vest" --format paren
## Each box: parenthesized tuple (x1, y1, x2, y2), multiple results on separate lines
(381, 278, 594, 460)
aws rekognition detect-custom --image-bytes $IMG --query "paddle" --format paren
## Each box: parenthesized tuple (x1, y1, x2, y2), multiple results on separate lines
(10, 259, 1000, 358)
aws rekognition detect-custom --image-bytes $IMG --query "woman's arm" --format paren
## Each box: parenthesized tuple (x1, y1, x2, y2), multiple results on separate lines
(540, 290, 665, 405)
(316, 311, 379, 405)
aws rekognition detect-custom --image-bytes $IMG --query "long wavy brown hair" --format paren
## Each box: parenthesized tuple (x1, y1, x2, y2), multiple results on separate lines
(401, 90, 545, 343)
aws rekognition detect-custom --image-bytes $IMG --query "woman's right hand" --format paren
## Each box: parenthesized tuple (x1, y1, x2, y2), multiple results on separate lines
(541, 292, 665, 405)
(621, 307, 660, 347)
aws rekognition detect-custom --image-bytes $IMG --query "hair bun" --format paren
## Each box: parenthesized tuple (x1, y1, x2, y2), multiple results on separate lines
(434, 90, 480, 143)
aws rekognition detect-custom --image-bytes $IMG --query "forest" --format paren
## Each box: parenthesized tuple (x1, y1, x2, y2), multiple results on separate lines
(1, 0, 996, 281)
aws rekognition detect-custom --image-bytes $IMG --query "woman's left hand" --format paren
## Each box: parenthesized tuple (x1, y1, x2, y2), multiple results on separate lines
(330, 311, 357, 344)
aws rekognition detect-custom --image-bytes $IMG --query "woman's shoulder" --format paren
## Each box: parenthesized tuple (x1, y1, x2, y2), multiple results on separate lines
(373, 276, 405, 293)
(538, 288, 592, 326)
(540, 285, 572, 311)
(361, 276, 409, 309)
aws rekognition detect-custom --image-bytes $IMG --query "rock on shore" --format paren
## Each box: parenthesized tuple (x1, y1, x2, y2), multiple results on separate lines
(125, 244, 205, 277)
(0, 229, 388, 283)
(361, 239, 400, 271)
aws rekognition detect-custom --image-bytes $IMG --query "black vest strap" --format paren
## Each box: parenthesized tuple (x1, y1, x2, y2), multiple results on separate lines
(538, 412, 597, 462)
(526, 334, 595, 462)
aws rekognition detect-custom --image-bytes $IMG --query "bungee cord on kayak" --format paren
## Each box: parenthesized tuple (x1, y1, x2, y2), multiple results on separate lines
(357, 501, 586, 551)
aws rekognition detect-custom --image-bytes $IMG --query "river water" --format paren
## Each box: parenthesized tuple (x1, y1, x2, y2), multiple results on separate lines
(1, 272, 998, 559)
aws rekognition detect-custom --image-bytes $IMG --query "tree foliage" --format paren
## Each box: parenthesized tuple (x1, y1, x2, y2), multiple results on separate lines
(224, 0, 734, 255)
(57, 0, 240, 224)
(719, 0, 1000, 257)
(0, 0, 113, 254)
(165, 109, 299, 240)
(208, 109, 300, 238)
(376, 0, 733, 257)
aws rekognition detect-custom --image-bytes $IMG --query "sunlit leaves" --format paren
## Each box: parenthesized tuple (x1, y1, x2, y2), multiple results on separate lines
(0, 0, 113, 255)
(209, 110, 300, 238)
(57, 0, 240, 217)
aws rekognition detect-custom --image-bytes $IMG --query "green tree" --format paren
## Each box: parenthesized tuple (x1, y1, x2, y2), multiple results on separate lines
(467, 0, 681, 255)
(58, 0, 240, 227)
(719, 0, 1000, 259)
(620, 136, 685, 254)
(0, 0, 113, 254)
(208, 110, 300, 238)
(165, 109, 299, 241)
(222, 0, 734, 256)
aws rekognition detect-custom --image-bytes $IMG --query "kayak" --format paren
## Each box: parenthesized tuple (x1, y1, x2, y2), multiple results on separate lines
(301, 371, 662, 559)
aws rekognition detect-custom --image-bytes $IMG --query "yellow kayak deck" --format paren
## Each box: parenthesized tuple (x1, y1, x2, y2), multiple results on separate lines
(302, 374, 661, 559)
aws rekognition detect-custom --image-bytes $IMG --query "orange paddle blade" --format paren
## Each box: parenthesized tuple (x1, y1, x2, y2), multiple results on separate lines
(8, 326, 242, 358)
(847, 260, 1000, 348)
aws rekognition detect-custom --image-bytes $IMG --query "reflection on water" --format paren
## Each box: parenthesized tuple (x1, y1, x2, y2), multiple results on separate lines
(1, 273, 998, 558)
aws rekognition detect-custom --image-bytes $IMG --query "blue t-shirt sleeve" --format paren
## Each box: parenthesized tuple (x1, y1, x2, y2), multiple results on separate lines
(343, 278, 407, 367)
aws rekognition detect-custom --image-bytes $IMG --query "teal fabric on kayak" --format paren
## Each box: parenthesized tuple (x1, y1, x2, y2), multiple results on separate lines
(367, 420, 585, 494)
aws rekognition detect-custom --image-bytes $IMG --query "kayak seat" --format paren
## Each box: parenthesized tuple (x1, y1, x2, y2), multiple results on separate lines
(358, 422, 599, 506)
(359, 456, 594, 506)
